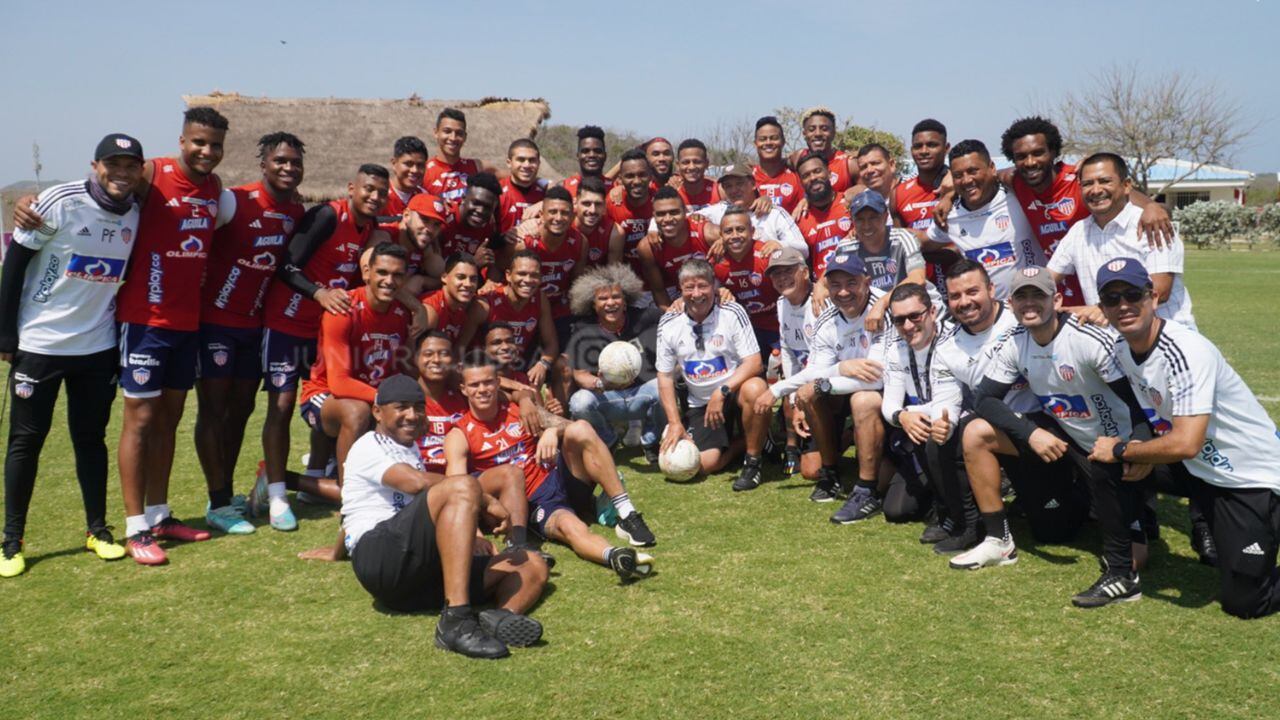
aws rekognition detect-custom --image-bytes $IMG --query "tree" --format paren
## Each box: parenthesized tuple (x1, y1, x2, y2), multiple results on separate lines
(701, 108, 909, 175)
(1056, 64, 1255, 195)
(534, 124, 648, 179)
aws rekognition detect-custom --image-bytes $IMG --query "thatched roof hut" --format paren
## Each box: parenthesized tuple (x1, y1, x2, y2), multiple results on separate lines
(184, 92, 555, 201)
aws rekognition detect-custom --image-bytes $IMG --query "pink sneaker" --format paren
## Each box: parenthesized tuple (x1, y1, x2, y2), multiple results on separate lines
(126, 532, 168, 566)
(151, 516, 211, 543)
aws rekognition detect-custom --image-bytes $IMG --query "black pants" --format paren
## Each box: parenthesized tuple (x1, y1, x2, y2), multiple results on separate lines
(1185, 468, 1280, 619)
(4, 349, 118, 538)
(883, 427, 975, 530)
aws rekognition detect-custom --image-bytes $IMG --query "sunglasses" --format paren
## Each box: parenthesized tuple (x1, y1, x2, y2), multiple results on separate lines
(891, 309, 929, 327)
(693, 323, 705, 352)
(1099, 288, 1149, 307)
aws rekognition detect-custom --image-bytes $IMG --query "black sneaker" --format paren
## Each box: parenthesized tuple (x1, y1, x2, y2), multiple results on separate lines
(830, 488, 882, 525)
(732, 459, 763, 492)
(1071, 571, 1142, 608)
(919, 518, 953, 544)
(608, 546, 651, 581)
(809, 468, 840, 503)
(932, 527, 979, 555)
(782, 447, 801, 476)
(1191, 524, 1218, 567)
(478, 608, 543, 648)
(615, 513, 656, 547)
(834, 477, 856, 498)
(506, 542, 557, 570)
(435, 608, 509, 659)
(642, 443, 660, 467)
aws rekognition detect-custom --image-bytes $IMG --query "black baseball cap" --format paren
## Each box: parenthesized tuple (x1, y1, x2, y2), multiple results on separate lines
(95, 133, 144, 162)
(374, 374, 425, 405)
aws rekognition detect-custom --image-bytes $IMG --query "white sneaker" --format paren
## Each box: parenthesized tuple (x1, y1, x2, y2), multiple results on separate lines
(949, 535, 1018, 570)
(622, 420, 643, 448)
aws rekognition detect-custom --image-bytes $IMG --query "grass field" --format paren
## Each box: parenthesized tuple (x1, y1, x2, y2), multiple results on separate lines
(3, 250, 1279, 719)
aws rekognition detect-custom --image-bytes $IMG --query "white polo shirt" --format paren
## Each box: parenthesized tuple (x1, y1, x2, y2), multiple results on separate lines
(1047, 201, 1196, 329)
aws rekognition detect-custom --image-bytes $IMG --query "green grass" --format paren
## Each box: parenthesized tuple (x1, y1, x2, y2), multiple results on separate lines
(3, 250, 1279, 719)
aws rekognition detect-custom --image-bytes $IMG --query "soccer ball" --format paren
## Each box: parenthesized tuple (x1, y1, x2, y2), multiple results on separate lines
(659, 439, 702, 481)
(598, 341, 642, 387)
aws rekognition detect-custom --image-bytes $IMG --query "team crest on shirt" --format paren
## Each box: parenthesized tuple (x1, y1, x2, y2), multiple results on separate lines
(132, 368, 151, 386)
(838, 217, 852, 232)
(830, 172, 840, 185)
(709, 334, 725, 349)
(780, 183, 794, 196)
(995, 214, 1011, 231)
(885, 259, 898, 276)
(1058, 364, 1076, 382)
(120, 228, 132, 244)
(14, 382, 34, 399)
(749, 272, 763, 287)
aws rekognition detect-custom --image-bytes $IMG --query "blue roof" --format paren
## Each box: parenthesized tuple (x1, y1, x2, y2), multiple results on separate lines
(1142, 158, 1253, 183)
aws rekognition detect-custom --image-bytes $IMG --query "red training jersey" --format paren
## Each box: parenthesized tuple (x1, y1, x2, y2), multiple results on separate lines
(439, 201, 495, 259)
(423, 156, 480, 202)
(795, 201, 852, 277)
(577, 218, 615, 264)
(650, 217, 711, 301)
(678, 179, 720, 211)
(1010, 161, 1088, 305)
(828, 150, 854, 195)
(300, 287, 412, 404)
(116, 157, 220, 331)
(521, 229, 583, 319)
(893, 175, 941, 232)
(605, 194, 654, 276)
(562, 174, 613, 199)
(201, 182, 305, 329)
(457, 401, 549, 497)
(263, 198, 373, 338)
(421, 289, 471, 345)
(752, 165, 802, 214)
(417, 389, 469, 473)
(714, 243, 779, 332)
(498, 178, 546, 234)
(482, 284, 541, 352)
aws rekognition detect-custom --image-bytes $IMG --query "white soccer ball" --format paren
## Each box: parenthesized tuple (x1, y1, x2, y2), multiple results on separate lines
(659, 439, 702, 481)
(598, 341, 642, 387)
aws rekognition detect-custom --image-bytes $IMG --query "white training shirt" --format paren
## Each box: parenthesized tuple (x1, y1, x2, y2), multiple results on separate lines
(777, 293, 819, 380)
(691, 201, 808, 257)
(770, 287, 888, 399)
(1047, 201, 1196, 330)
(984, 313, 1133, 452)
(341, 430, 426, 553)
(935, 305, 1041, 414)
(656, 301, 760, 407)
(12, 180, 140, 355)
(927, 188, 1042, 300)
(882, 324, 964, 440)
(1115, 320, 1280, 493)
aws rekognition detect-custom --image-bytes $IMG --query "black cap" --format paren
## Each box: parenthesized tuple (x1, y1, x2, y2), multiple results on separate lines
(374, 375, 425, 405)
(95, 133, 144, 162)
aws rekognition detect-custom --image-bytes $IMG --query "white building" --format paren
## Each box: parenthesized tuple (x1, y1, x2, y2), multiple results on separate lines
(1144, 158, 1254, 210)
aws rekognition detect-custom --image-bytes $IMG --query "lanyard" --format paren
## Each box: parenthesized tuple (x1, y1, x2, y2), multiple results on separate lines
(906, 335, 936, 405)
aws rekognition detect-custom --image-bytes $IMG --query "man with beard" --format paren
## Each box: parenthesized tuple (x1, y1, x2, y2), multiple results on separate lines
(752, 116, 803, 214)
(562, 126, 613, 199)
(388, 192, 448, 297)
(794, 151, 852, 278)
(575, 177, 622, 265)
(638, 187, 714, 309)
(196, 132, 306, 534)
(789, 107, 858, 195)
(423, 107, 482, 202)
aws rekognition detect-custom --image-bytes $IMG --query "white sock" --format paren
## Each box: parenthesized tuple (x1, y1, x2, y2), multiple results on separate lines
(125, 514, 150, 537)
(610, 492, 637, 519)
(144, 504, 170, 526)
(267, 482, 287, 499)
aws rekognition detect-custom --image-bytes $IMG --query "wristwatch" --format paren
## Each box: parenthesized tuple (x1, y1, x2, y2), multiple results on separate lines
(814, 378, 832, 396)
(719, 385, 731, 398)
(1112, 440, 1129, 461)
(594, 377, 604, 391)
(891, 409, 904, 427)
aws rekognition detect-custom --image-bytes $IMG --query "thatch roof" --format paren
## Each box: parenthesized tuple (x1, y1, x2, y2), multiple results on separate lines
(183, 92, 555, 201)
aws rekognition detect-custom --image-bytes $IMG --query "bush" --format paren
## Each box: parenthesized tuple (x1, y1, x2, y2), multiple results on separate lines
(1172, 200, 1255, 248)
(1256, 204, 1280, 246)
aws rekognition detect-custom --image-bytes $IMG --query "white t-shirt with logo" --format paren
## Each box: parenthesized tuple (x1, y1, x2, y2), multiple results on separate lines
(656, 302, 760, 407)
(13, 180, 140, 355)
(770, 287, 888, 399)
(927, 188, 1042, 299)
(342, 430, 425, 553)
(984, 313, 1133, 452)
(1115, 320, 1280, 493)
(777, 294, 818, 380)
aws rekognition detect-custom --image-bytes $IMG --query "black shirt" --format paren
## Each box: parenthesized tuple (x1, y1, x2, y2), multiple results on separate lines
(566, 307, 661, 386)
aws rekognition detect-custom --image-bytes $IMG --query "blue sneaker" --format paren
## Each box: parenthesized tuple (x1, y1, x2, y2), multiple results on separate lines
(830, 487, 883, 525)
(205, 503, 255, 535)
(269, 503, 299, 532)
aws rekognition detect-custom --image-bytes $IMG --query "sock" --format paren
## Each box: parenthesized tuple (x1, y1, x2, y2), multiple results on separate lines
(267, 481, 288, 499)
(610, 492, 637, 519)
(602, 546, 616, 564)
(267, 482, 290, 515)
(508, 525, 528, 547)
(982, 511, 1010, 541)
(125, 514, 150, 538)
(208, 487, 233, 510)
(144, 504, 170, 526)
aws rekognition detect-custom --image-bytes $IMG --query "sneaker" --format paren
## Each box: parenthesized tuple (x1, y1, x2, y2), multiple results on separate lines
(1191, 524, 1218, 567)
(85, 527, 126, 561)
(608, 547, 654, 581)
(247, 460, 269, 518)
(270, 503, 299, 532)
(435, 608, 509, 659)
(615, 513, 656, 547)
(152, 516, 212, 543)
(782, 447, 801, 477)
(0, 538, 25, 578)
(830, 488, 882, 525)
(126, 531, 168, 566)
(641, 443, 659, 467)
(834, 477, 856, 498)
(932, 528, 980, 556)
(732, 458, 763, 492)
(950, 535, 1018, 570)
(809, 468, 840, 503)
(205, 504, 256, 535)
(1071, 570, 1142, 608)
(478, 608, 543, 647)
(919, 519, 953, 545)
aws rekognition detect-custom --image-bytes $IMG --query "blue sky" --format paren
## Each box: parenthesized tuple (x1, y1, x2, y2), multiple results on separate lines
(2, 0, 1276, 186)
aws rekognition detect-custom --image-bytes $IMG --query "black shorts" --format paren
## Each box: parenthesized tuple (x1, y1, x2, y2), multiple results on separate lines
(685, 391, 742, 452)
(798, 392, 853, 454)
(528, 455, 597, 536)
(351, 491, 491, 612)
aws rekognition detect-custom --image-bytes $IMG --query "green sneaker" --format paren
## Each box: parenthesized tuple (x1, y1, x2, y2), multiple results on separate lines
(0, 538, 25, 578)
(205, 503, 255, 535)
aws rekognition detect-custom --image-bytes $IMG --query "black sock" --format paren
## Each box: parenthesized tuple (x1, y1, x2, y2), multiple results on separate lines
(441, 603, 472, 622)
(208, 487, 233, 510)
(981, 510, 1009, 541)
